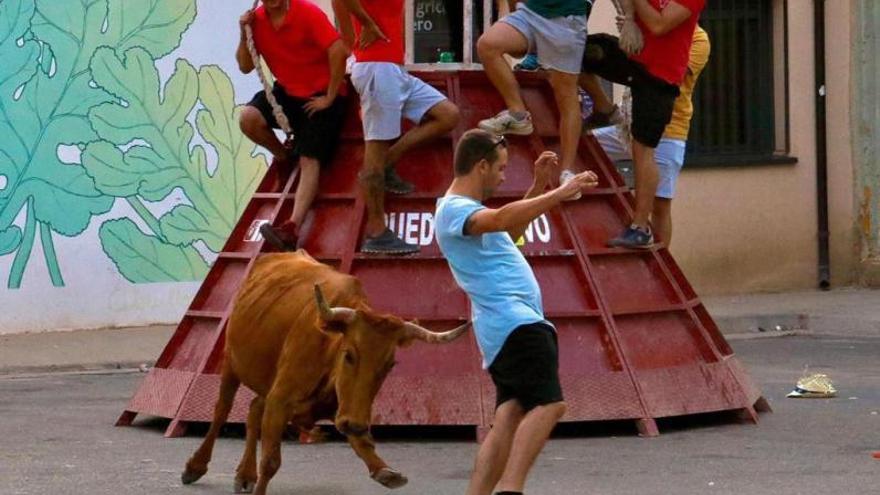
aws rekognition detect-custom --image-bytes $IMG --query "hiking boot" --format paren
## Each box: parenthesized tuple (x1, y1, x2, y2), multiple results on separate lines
(583, 105, 623, 131)
(478, 110, 534, 136)
(559, 169, 582, 201)
(260, 221, 299, 252)
(607, 224, 654, 249)
(362, 228, 419, 255)
(384, 167, 415, 195)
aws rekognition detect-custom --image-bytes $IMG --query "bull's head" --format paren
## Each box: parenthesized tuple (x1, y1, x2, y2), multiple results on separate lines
(314, 284, 469, 437)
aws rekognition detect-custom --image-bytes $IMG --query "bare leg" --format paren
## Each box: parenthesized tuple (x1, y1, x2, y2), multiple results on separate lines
(240, 106, 288, 160)
(386, 100, 460, 166)
(347, 434, 408, 489)
(495, 401, 567, 493)
(578, 73, 615, 114)
(477, 22, 529, 113)
(289, 156, 320, 228)
(631, 140, 659, 228)
(182, 364, 241, 484)
(361, 140, 391, 237)
(234, 396, 265, 494)
(253, 395, 288, 495)
(548, 70, 582, 173)
(652, 197, 673, 247)
(466, 400, 526, 495)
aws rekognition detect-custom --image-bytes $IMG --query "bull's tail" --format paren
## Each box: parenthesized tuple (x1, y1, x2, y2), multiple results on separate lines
(182, 362, 241, 485)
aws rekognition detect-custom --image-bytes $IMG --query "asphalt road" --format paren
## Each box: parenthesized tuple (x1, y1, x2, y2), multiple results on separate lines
(1, 334, 877, 495)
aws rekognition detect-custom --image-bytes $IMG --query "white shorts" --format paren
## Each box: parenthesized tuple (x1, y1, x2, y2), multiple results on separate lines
(502, 3, 587, 74)
(592, 126, 686, 199)
(351, 62, 447, 141)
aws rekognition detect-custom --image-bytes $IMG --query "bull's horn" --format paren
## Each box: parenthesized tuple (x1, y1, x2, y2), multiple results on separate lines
(314, 284, 356, 323)
(404, 321, 471, 343)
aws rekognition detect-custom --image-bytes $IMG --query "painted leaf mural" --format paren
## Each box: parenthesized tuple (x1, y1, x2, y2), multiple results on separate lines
(0, 0, 197, 288)
(82, 48, 264, 282)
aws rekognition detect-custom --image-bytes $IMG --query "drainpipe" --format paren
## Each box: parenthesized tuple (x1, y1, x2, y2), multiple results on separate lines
(814, 0, 831, 290)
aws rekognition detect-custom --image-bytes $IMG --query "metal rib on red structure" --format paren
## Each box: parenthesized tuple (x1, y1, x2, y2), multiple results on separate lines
(117, 71, 769, 438)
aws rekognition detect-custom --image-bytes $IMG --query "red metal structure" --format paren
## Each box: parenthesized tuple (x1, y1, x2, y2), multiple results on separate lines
(118, 72, 769, 438)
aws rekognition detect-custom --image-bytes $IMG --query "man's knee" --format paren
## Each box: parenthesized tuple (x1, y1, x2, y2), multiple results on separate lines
(239, 106, 267, 137)
(547, 401, 567, 419)
(431, 101, 461, 131)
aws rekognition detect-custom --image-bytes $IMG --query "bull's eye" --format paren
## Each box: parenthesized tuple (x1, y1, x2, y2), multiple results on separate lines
(344, 350, 355, 365)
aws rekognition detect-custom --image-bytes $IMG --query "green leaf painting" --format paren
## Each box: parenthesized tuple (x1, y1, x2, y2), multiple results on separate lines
(83, 48, 264, 282)
(0, 0, 266, 287)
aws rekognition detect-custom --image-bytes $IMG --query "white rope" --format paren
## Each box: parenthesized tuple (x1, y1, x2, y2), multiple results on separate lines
(244, 0, 294, 140)
(609, 0, 644, 56)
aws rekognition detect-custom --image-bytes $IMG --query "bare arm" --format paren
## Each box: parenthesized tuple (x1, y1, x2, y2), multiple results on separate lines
(466, 167, 598, 237)
(508, 151, 555, 240)
(332, 0, 356, 49)
(632, 0, 693, 36)
(236, 10, 256, 74)
(340, 0, 388, 49)
(326, 39, 350, 101)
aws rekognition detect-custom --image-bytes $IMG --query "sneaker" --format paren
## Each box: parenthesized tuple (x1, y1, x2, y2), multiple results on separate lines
(362, 228, 419, 255)
(260, 221, 299, 252)
(478, 110, 534, 136)
(583, 105, 623, 131)
(559, 169, 582, 201)
(514, 53, 540, 71)
(384, 167, 415, 195)
(607, 224, 654, 249)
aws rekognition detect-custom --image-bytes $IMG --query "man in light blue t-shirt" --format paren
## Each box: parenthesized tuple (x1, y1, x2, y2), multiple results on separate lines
(435, 129, 597, 495)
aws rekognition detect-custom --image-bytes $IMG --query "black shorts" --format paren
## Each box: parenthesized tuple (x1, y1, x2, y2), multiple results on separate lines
(247, 83, 347, 166)
(489, 322, 563, 412)
(581, 33, 680, 148)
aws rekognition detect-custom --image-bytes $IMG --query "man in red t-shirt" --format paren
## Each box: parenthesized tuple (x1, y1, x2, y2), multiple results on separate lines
(580, 0, 705, 249)
(334, 0, 461, 255)
(236, 0, 350, 251)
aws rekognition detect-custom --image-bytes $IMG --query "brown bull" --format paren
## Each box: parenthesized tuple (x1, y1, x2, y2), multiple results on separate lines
(181, 251, 469, 494)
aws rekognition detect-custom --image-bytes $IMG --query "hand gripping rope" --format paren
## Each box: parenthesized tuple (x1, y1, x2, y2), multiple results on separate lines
(244, 0, 295, 149)
(609, 0, 644, 56)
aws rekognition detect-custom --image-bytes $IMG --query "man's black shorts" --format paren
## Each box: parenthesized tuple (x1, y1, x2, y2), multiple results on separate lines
(489, 322, 563, 412)
(581, 33, 680, 148)
(247, 82, 347, 166)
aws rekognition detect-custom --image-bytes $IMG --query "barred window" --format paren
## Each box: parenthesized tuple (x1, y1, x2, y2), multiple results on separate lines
(688, 0, 789, 165)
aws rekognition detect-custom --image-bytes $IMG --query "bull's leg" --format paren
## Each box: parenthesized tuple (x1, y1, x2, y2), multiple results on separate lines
(234, 396, 265, 494)
(182, 364, 241, 485)
(348, 434, 408, 489)
(252, 395, 289, 495)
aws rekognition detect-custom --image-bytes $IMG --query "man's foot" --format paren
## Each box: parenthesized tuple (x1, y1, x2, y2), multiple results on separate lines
(607, 224, 654, 249)
(362, 228, 419, 255)
(559, 169, 583, 201)
(384, 167, 415, 195)
(478, 110, 534, 136)
(584, 105, 622, 131)
(514, 53, 540, 71)
(260, 221, 298, 252)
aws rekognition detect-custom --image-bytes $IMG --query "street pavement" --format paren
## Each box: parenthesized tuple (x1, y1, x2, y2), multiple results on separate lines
(1, 329, 878, 495)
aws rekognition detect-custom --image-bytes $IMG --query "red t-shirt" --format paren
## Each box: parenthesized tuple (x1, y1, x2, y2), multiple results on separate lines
(632, 0, 706, 85)
(252, 0, 345, 98)
(352, 0, 405, 64)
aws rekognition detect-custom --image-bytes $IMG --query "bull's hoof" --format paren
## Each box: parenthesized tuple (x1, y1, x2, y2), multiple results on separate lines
(371, 468, 408, 489)
(233, 477, 256, 493)
(181, 466, 206, 485)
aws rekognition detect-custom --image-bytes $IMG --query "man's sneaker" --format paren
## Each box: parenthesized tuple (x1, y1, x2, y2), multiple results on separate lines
(583, 105, 623, 131)
(384, 167, 415, 195)
(362, 228, 419, 255)
(514, 53, 540, 71)
(260, 221, 299, 252)
(478, 110, 534, 136)
(559, 169, 582, 201)
(607, 224, 654, 249)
